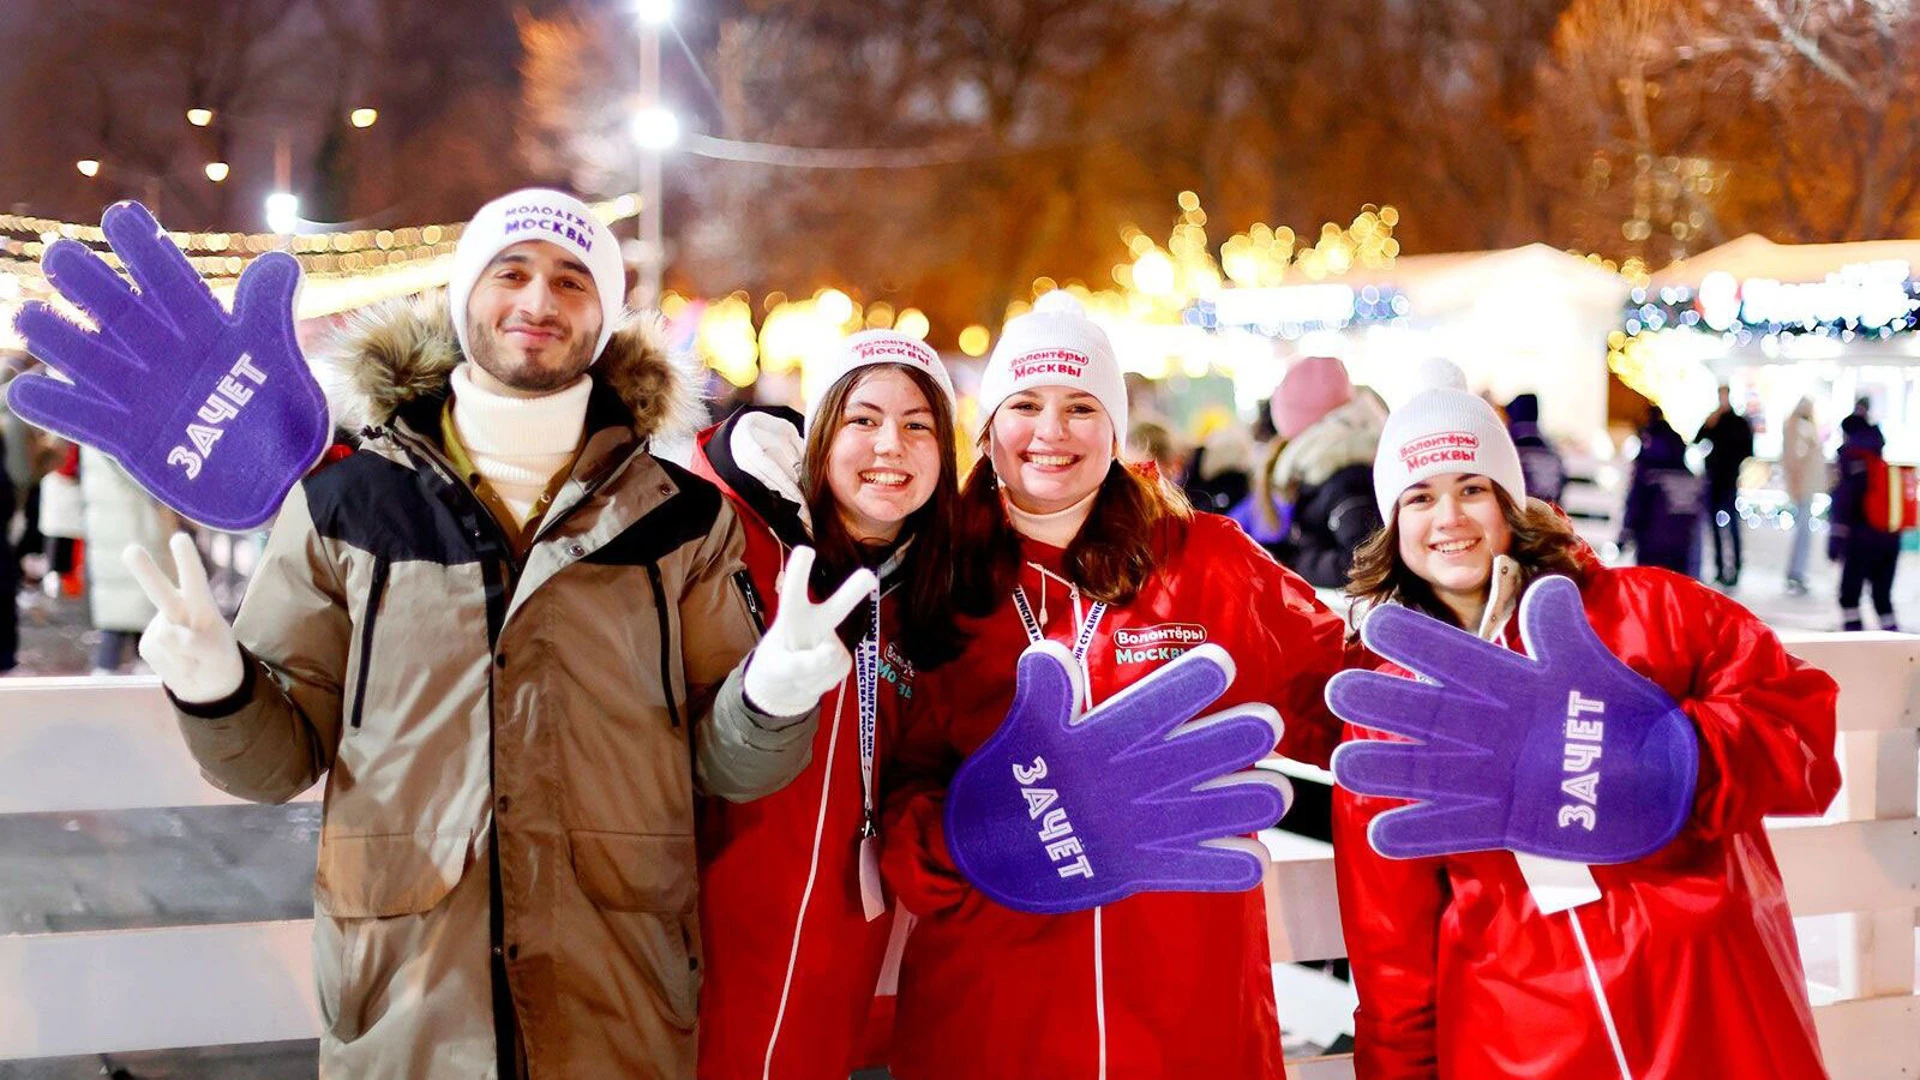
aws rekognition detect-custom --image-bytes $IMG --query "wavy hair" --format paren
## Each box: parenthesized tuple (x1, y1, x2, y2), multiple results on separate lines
(953, 453, 1191, 614)
(1345, 487, 1586, 629)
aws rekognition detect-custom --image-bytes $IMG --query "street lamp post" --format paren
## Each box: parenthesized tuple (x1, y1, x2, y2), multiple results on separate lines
(267, 129, 298, 242)
(635, 0, 673, 312)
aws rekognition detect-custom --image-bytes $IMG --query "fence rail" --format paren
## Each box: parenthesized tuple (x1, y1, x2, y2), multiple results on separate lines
(1, 631, 1915, 1078)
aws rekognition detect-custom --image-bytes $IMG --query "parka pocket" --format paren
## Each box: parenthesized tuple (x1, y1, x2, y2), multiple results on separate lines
(313, 829, 476, 1043)
(314, 828, 474, 918)
(569, 830, 701, 1031)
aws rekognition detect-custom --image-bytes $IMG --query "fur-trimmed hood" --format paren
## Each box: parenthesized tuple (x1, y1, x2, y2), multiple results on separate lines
(1269, 396, 1385, 497)
(312, 291, 705, 442)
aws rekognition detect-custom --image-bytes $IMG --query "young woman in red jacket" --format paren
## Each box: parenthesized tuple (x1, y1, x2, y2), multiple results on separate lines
(1331, 363, 1839, 1079)
(693, 330, 968, 1080)
(879, 294, 1347, 1080)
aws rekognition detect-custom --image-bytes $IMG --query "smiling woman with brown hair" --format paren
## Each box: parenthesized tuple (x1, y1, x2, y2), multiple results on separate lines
(878, 293, 1347, 1080)
(1334, 361, 1839, 1080)
(692, 329, 968, 1080)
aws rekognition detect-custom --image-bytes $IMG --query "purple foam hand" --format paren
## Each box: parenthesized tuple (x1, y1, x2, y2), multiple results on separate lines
(945, 641, 1293, 916)
(6, 201, 328, 531)
(1329, 575, 1698, 864)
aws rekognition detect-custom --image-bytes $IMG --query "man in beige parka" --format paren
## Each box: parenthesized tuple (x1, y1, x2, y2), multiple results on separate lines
(126, 189, 870, 1079)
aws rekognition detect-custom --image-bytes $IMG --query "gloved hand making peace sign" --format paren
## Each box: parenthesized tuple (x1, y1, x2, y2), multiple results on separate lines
(741, 546, 878, 717)
(124, 533, 246, 706)
(7, 201, 329, 531)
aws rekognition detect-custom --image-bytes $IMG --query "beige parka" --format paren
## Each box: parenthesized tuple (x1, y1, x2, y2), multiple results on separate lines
(170, 295, 812, 1079)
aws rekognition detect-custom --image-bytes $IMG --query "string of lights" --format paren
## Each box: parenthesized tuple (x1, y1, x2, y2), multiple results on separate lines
(0, 195, 643, 338)
(0, 193, 640, 265)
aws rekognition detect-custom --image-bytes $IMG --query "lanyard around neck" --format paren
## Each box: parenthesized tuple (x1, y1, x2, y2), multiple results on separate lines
(1011, 583, 1107, 662)
(853, 598, 881, 837)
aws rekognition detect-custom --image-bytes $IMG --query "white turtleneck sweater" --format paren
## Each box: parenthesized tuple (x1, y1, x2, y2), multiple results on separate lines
(448, 364, 592, 528)
(1004, 486, 1099, 548)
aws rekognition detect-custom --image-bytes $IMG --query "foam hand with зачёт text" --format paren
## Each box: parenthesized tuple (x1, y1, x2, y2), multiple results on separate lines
(6, 201, 328, 531)
(945, 642, 1294, 915)
(1328, 576, 1698, 864)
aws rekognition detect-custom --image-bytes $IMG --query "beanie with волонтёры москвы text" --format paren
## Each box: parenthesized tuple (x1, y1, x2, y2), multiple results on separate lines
(974, 292, 1128, 444)
(1372, 358, 1525, 519)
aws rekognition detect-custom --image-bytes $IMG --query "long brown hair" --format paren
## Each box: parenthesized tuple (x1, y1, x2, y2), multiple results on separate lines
(803, 364, 969, 669)
(1252, 435, 1288, 533)
(953, 448, 1192, 615)
(1345, 486, 1586, 629)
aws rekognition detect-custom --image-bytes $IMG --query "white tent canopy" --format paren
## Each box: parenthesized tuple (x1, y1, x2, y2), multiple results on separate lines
(1639, 233, 1920, 461)
(1651, 233, 1920, 289)
(1233, 243, 1628, 447)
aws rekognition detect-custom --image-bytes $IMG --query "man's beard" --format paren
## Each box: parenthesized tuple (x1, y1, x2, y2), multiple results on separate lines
(467, 316, 597, 393)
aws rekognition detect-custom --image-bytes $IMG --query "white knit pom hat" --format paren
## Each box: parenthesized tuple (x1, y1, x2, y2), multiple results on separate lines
(1373, 358, 1525, 519)
(448, 188, 626, 364)
(975, 291, 1127, 444)
(804, 329, 958, 433)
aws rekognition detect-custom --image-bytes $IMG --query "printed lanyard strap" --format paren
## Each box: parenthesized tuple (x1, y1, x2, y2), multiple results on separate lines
(855, 596, 880, 836)
(1010, 585, 1107, 662)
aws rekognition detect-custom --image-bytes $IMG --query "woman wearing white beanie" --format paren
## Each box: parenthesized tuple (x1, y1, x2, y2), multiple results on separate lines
(1332, 360, 1838, 1079)
(689, 330, 969, 1080)
(878, 293, 1347, 1080)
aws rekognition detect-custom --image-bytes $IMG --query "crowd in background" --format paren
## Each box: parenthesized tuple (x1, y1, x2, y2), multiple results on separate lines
(2, 351, 178, 676)
(1121, 357, 1905, 633)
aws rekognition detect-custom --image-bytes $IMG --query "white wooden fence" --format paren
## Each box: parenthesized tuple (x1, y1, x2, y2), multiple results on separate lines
(1, 632, 1915, 1077)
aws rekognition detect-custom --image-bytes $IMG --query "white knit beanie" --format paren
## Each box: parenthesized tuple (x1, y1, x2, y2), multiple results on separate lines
(1373, 358, 1525, 519)
(804, 330, 958, 434)
(448, 188, 626, 364)
(975, 291, 1128, 444)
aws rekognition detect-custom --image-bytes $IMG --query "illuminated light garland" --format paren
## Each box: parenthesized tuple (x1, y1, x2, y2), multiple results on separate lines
(1096, 197, 1407, 375)
(0, 193, 638, 256)
(1607, 265, 1920, 415)
(1187, 282, 1409, 340)
(1614, 270, 1920, 348)
(0, 195, 643, 338)
(634, 195, 1411, 395)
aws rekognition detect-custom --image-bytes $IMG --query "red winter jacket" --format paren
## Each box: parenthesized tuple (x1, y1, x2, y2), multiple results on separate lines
(1335, 561, 1840, 1080)
(692, 418, 907, 1080)
(881, 513, 1346, 1080)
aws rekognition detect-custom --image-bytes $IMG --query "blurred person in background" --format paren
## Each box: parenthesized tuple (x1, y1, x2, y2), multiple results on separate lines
(37, 439, 83, 597)
(78, 446, 173, 674)
(1183, 423, 1254, 514)
(4, 356, 59, 583)
(2, 360, 28, 536)
(1620, 407, 1706, 578)
(1125, 419, 1186, 487)
(1254, 356, 1384, 587)
(1780, 396, 1824, 596)
(1694, 383, 1754, 587)
(1504, 392, 1566, 506)
(1227, 398, 1289, 546)
(1830, 405, 1902, 632)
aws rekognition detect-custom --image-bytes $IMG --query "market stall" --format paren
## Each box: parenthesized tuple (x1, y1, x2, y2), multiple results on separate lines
(1619, 234, 1920, 460)
(1191, 242, 1628, 452)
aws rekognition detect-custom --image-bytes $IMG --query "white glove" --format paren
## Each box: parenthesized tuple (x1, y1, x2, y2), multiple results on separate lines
(126, 533, 246, 705)
(742, 546, 876, 717)
(731, 411, 811, 531)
